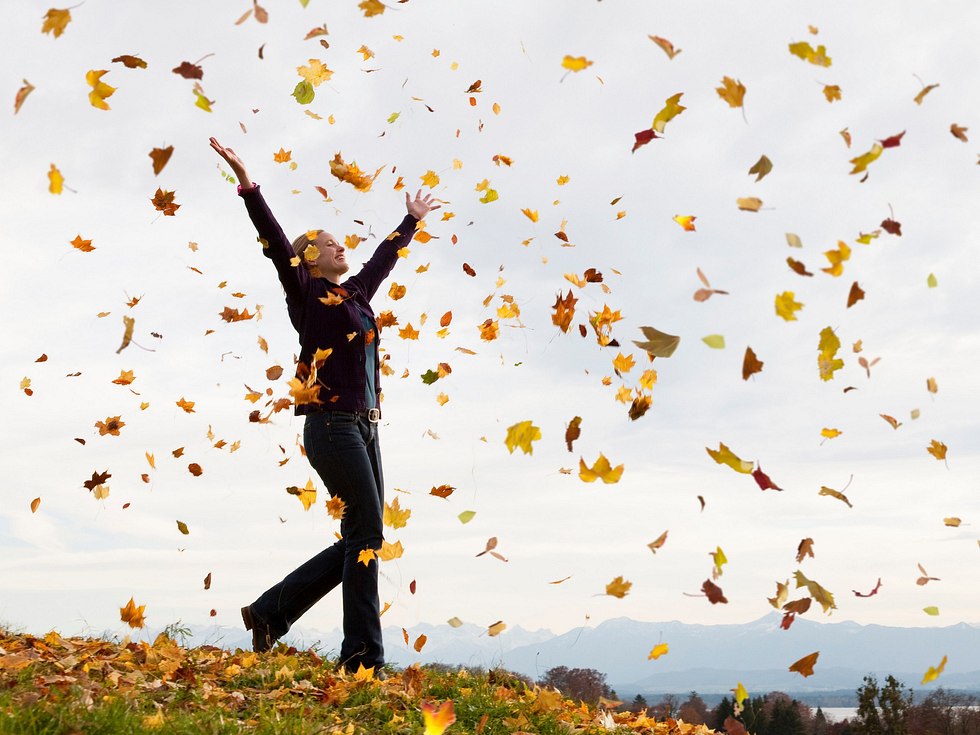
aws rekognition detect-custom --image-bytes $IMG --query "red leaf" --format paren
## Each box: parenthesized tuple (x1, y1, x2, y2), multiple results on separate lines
(632, 129, 660, 153)
(878, 130, 906, 148)
(752, 464, 783, 491)
(853, 577, 883, 597)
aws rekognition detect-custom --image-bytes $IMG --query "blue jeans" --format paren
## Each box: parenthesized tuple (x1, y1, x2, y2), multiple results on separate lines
(251, 412, 385, 671)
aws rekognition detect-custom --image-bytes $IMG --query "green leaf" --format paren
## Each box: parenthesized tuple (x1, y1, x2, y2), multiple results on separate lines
(702, 334, 726, 349)
(927, 273, 938, 288)
(292, 80, 315, 105)
(457, 510, 476, 524)
(923, 606, 940, 616)
(387, 111, 400, 123)
(420, 369, 439, 385)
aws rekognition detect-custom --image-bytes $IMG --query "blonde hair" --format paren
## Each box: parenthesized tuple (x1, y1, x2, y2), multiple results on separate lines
(291, 229, 323, 260)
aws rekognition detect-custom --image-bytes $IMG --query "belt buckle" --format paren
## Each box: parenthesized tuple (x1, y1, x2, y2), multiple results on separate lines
(366, 408, 381, 423)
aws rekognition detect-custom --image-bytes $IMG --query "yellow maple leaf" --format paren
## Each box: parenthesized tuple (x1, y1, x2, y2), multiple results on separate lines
(71, 234, 94, 252)
(521, 208, 539, 222)
(383, 496, 412, 529)
(639, 369, 658, 390)
(921, 655, 948, 685)
(475, 178, 498, 204)
(286, 478, 317, 511)
(612, 353, 635, 373)
(359, 0, 385, 16)
(927, 440, 948, 461)
(353, 662, 376, 681)
(561, 55, 593, 72)
(818, 327, 844, 381)
(579, 453, 624, 484)
(86, 69, 115, 110)
(95, 416, 125, 436)
(421, 700, 457, 735)
(378, 539, 404, 561)
(357, 45, 375, 60)
(326, 496, 346, 520)
(330, 153, 382, 192)
(505, 420, 541, 455)
(478, 319, 499, 341)
(821, 428, 842, 440)
(420, 169, 440, 188)
(733, 682, 749, 707)
(297, 59, 333, 87)
(605, 576, 632, 598)
(775, 291, 804, 321)
(273, 148, 292, 163)
(705, 443, 753, 474)
(398, 323, 419, 340)
(652, 93, 686, 133)
(357, 547, 377, 566)
(673, 214, 696, 231)
(648, 643, 669, 660)
(42, 8, 72, 37)
(175, 397, 195, 413)
(120, 597, 146, 628)
(716, 76, 746, 108)
(112, 369, 135, 385)
(823, 84, 842, 102)
(794, 570, 837, 613)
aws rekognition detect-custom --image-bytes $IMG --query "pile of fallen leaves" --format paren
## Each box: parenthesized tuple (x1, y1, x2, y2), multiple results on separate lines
(0, 627, 716, 734)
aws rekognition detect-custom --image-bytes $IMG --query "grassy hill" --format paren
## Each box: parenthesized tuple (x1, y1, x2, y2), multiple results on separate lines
(0, 627, 717, 734)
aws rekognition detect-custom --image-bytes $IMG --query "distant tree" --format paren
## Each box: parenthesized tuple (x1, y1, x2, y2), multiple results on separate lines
(768, 695, 806, 735)
(538, 666, 613, 706)
(651, 693, 679, 720)
(742, 695, 769, 735)
(907, 688, 980, 735)
(679, 691, 709, 725)
(709, 696, 734, 730)
(629, 693, 649, 714)
(853, 674, 911, 735)
(828, 720, 854, 735)
(812, 707, 830, 735)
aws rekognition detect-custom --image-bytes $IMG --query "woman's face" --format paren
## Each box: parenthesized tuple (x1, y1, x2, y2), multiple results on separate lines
(307, 232, 349, 281)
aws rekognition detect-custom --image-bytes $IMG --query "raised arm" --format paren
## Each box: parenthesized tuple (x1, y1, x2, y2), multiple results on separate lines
(209, 137, 309, 304)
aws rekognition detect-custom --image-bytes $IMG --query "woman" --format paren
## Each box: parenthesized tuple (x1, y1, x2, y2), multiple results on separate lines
(209, 137, 439, 673)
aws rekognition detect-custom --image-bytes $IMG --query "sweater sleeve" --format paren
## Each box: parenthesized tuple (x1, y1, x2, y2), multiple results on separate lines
(345, 214, 419, 301)
(238, 184, 310, 306)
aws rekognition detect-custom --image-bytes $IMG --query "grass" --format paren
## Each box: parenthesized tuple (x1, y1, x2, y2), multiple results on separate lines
(0, 627, 716, 734)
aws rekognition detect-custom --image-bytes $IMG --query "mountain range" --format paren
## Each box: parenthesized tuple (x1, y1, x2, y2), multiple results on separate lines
(149, 613, 980, 697)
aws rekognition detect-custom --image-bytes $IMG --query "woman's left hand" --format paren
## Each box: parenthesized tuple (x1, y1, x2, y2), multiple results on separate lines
(405, 190, 441, 220)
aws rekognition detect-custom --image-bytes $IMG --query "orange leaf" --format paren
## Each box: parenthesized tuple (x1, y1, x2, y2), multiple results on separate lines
(421, 700, 456, 735)
(120, 597, 147, 628)
(789, 651, 820, 677)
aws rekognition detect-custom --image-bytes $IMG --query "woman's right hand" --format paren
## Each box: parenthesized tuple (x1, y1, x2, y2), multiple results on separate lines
(209, 137, 253, 190)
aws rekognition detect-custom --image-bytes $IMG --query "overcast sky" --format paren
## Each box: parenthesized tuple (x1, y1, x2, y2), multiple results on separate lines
(2, 0, 978, 674)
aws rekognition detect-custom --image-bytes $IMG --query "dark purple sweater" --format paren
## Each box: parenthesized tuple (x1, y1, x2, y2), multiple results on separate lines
(239, 184, 418, 415)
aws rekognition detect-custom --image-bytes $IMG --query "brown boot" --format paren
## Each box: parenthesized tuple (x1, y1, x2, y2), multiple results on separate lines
(241, 605, 274, 653)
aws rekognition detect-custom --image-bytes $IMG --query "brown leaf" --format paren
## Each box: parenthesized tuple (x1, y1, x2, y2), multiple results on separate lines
(430, 484, 455, 498)
(149, 146, 174, 175)
(796, 537, 815, 563)
(950, 123, 969, 142)
(172, 61, 204, 80)
(188, 463, 203, 476)
(702, 579, 728, 604)
(787, 257, 814, 276)
(204, 572, 212, 590)
(847, 281, 865, 308)
(881, 218, 902, 236)
(565, 416, 582, 452)
(742, 347, 764, 380)
(112, 54, 148, 69)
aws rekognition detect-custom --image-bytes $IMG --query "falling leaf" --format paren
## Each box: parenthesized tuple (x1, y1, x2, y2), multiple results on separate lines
(42, 8, 72, 37)
(648, 643, 669, 660)
(775, 291, 804, 321)
(818, 327, 844, 381)
(648, 530, 668, 553)
(702, 579, 728, 604)
(149, 146, 174, 175)
(716, 77, 746, 108)
(748, 155, 773, 181)
(794, 570, 837, 612)
(30, 497, 41, 513)
(631, 129, 660, 152)
(86, 70, 116, 110)
(487, 621, 506, 636)
(70, 235, 95, 252)
(112, 54, 148, 69)
(927, 440, 948, 461)
(917, 563, 940, 585)
(819, 485, 852, 508)
(926, 377, 938, 394)
(736, 197, 763, 212)
(579, 454, 624, 484)
(742, 347, 764, 380)
(789, 651, 820, 677)
(383, 497, 411, 529)
(330, 153, 382, 191)
(552, 291, 578, 333)
(752, 465, 784, 491)
(914, 82, 939, 105)
(823, 84, 842, 102)
(921, 655, 948, 685)
(706, 443, 753, 474)
(648, 35, 681, 59)
(561, 55, 593, 72)
(505, 421, 541, 455)
(357, 547, 377, 566)
(927, 273, 938, 288)
(633, 326, 680, 358)
(297, 58, 333, 87)
(853, 578, 883, 597)
(326, 496, 346, 520)
(821, 428, 842, 440)
(923, 606, 940, 616)
(652, 93, 686, 134)
(359, 0, 386, 17)
(286, 479, 317, 511)
(95, 416, 125, 436)
(14, 80, 36, 114)
(847, 281, 865, 308)
(176, 520, 190, 534)
(151, 188, 180, 216)
(120, 597, 146, 628)
(788, 41, 832, 66)
(822, 240, 851, 276)
(702, 334, 726, 349)
(849, 143, 883, 175)
(430, 484, 455, 498)
(796, 538, 815, 564)
(605, 576, 632, 598)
